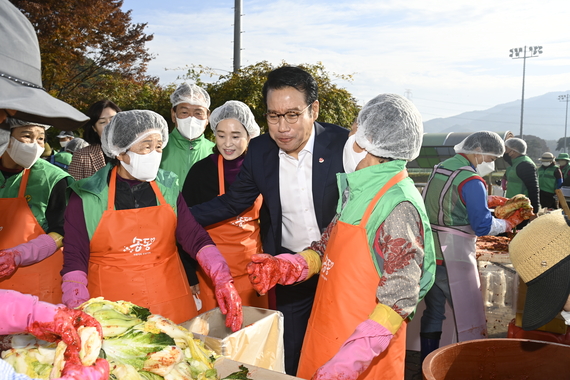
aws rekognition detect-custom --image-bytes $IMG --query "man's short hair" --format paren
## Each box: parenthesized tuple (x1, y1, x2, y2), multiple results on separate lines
(262, 66, 318, 108)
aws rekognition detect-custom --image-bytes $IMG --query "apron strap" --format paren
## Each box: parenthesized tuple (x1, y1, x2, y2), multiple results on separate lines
(107, 166, 167, 210)
(217, 154, 225, 195)
(18, 169, 31, 198)
(150, 181, 167, 205)
(108, 166, 118, 210)
(360, 169, 408, 227)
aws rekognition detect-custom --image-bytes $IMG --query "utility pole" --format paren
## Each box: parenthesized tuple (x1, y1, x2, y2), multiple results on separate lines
(404, 89, 413, 100)
(233, 0, 242, 73)
(509, 45, 543, 138)
(559, 94, 570, 153)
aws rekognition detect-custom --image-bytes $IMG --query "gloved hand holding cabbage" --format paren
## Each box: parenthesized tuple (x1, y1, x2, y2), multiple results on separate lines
(0, 290, 108, 380)
(1, 296, 219, 380)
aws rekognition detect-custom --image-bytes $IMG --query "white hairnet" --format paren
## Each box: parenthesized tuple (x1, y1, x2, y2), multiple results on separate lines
(209, 100, 260, 138)
(355, 94, 423, 161)
(101, 110, 169, 158)
(0, 128, 9, 156)
(454, 131, 505, 157)
(5, 117, 52, 130)
(505, 137, 527, 155)
(65, 137, 89, 153)
(170, 82, 210, 109)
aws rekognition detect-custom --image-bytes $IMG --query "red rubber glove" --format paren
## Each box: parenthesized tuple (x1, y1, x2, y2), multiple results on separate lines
(504, 208, 526, 231)
(0, 250, 17, 279)
(27, 306, 103, 351)
(196, 245, 243, 332)
(247, 253, 308, 295)
(58, 358, 109, 380)
(0, 234, 57, 279)
(487, 195, 508, 208)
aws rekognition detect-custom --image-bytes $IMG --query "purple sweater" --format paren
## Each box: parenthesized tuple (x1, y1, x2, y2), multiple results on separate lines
(61, 175, 214, 275)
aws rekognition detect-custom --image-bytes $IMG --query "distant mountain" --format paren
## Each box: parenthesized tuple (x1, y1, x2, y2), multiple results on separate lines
(423, 91, 570, 141)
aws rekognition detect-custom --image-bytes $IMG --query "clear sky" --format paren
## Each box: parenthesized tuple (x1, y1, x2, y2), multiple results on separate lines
(122, 0, 570, 122)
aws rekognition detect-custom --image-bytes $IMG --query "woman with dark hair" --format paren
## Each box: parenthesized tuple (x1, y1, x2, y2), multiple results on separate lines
(68, 100, 121, 180)
(182, 100, 266, 312)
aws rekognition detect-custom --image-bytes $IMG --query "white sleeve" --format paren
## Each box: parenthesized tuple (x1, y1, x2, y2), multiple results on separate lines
(0, 359, 36, 380)
(488, 217, 508, 236)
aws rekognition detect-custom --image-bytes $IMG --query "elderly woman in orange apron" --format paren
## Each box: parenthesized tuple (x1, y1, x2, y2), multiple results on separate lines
(61, 110, 242, 330)
(247, 94, 436, 379)
(182, 100, 268, 312)
(0, 118, 72, 304)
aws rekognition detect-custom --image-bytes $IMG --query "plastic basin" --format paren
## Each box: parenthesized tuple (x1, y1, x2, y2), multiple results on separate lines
(422, 338, 570, 379)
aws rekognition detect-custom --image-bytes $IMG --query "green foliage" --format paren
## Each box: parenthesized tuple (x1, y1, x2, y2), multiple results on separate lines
(556, 137, 570, 152)
(11, 0, 155, 103)
(522, 134, 550, 161)
(180, 61, 359, 139)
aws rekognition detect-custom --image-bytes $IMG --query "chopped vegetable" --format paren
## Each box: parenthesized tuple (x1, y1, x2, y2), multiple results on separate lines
(221, 365, 253, 380)
(1, 298, 219, 380)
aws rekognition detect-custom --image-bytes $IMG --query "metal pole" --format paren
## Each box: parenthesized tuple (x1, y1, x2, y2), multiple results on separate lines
(519, 46, 527, 139)
(233, 0, 242, 73)
(564, 95, 569, 153)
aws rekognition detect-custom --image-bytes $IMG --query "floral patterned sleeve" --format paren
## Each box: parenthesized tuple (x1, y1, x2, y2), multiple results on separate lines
(307, 215, 338, 257)
(374, 201, 425, 320)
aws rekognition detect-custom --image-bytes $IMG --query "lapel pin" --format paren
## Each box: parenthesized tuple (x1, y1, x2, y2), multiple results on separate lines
(319, 158, 324, 163)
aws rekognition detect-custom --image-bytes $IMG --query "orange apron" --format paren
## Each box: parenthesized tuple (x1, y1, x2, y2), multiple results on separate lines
(297, 173, 407, 380)
(0, 169, 63, 304)
(196, 155, 268, 311)
(87, 167, 197, 324)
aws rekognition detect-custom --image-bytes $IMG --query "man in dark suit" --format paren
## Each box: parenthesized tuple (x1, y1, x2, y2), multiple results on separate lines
(190, 66, 348, 375)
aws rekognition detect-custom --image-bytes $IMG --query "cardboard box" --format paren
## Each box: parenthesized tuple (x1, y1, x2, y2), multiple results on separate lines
(215, 357, 304, 380)
(180, 307, 285, 373)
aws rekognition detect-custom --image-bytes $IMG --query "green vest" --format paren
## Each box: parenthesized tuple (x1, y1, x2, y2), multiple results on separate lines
(53, 151, 73, 171)
(537, 164, 558, 193)
(560, 164, 570, 179)
(0, 158, 72, 231)
(423, 154, 480, 261)
(160, 129, 215, 186)
(336, 160, 436, 310)
(69, 164, 180, 239)
(505, 155, 536, 198)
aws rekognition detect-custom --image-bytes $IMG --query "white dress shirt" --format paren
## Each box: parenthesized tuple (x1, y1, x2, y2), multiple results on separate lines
(279, 127, 322, 252)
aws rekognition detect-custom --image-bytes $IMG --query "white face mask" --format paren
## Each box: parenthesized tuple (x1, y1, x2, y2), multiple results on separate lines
(6, 137, 44, 169)
(176, 116, 207, 140)
(120, 150, 162, 182)
(477, 159, 495, 177)
(60, 140, 68, 148)
(542, 161, 551, 167)
(343, 134, 368, 174)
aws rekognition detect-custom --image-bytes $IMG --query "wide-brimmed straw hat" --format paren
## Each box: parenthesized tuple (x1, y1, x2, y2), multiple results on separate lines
(509, 210, 570, 331)
(0, 0, 88, 131)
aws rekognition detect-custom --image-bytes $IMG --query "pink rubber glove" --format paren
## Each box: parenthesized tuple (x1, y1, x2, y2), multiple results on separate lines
(0, 289, 59, 335)
(247, 253, 308, 295)
(0, 234, 57, 279)
(196, 245, 243, 332)
(59, 358, 110, 380)
(62, 270, 90, 309)
(487, 195, 508, 209)
(312, 319, 394, 380)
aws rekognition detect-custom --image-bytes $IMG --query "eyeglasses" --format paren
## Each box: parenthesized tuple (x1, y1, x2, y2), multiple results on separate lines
(265, 103, 312, 125)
